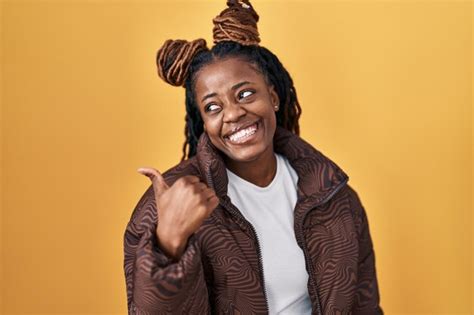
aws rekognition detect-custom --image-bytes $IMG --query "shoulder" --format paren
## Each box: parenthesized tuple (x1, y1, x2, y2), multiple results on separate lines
(127, 156, 201, 228)
(337, 183, 367, 233)
(161, 156, 202, 186)
(312, 182, 365, 223)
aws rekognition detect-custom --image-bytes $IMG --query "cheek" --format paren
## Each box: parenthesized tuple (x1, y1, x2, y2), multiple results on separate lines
(265, 107, 277, 125)
(202, 118, 221, 137)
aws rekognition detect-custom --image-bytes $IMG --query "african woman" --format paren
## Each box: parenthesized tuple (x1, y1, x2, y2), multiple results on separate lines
(124, 1, 383, 314)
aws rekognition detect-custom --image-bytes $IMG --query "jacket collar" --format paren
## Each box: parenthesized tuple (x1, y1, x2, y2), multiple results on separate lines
(196, 126, 349, 205)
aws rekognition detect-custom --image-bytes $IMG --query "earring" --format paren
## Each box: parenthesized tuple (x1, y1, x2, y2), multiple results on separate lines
(274, 106, 279, 110)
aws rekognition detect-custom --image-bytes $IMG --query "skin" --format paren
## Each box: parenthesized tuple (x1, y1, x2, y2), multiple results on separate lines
(136, 167, 219, 260)
(137, 57, 280, 260)
(193, 57, 280, 187)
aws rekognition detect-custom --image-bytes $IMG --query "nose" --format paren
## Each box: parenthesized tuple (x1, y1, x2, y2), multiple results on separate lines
(222, 101, 246, 123)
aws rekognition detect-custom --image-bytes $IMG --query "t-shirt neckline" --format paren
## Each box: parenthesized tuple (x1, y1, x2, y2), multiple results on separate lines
(226, 153, 282, 192)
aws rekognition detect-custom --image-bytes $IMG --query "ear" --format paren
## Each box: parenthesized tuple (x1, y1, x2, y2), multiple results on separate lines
(269, 85, 280, 111)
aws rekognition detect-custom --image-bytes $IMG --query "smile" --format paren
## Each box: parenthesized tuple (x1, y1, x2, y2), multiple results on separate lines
(225, 120, 260, 144)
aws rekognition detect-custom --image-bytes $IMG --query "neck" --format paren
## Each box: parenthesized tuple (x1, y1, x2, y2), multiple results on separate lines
(224, 145, 277, 188)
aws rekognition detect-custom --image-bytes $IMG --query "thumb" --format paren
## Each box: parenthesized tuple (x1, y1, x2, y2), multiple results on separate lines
(137, 167, 170, 198)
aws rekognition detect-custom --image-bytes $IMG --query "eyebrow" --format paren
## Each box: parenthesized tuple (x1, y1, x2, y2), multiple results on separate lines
(200, 81, 253, 103)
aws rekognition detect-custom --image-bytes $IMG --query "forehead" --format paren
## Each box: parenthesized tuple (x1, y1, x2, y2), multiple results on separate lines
(193, 57, 265, 94)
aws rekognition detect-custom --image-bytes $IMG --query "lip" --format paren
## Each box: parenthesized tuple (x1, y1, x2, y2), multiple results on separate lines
(223, 119, 261, 139)
(223, 120, 261, 145)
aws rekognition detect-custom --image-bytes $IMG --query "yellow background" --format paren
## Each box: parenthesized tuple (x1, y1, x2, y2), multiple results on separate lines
(1, 0, 472, 314)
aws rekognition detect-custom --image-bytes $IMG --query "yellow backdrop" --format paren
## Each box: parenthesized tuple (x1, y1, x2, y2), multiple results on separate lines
(1, 0, 472, 314)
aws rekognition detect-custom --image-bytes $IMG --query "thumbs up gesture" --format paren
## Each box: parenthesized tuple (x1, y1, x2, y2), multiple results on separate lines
(137, 167, 219, 260)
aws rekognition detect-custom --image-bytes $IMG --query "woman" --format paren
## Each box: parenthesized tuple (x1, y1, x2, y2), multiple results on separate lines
(124, 1, 383, 314)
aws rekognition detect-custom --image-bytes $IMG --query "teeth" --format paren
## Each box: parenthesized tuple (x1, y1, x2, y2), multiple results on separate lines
(228, 123, 257, 142)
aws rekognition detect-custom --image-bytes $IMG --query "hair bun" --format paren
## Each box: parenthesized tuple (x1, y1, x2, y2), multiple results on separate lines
(156, 38, 208, 87)
(212, 0, 260, 46)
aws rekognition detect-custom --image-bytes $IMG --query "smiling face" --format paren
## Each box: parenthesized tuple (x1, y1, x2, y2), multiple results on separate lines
(193, 57, 280, 164)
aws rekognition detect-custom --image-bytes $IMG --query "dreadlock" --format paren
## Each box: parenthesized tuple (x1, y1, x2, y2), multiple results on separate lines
(155, 0, 302, 161)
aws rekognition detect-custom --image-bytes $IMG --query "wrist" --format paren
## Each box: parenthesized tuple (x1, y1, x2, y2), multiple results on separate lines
(156, 228, 188, 260)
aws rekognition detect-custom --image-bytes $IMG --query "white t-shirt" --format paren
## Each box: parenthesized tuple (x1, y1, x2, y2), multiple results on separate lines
(226, 153, 312, 314)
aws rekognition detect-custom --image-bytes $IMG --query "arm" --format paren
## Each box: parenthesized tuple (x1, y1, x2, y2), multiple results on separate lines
(123, 186, 211, 314)
(347, 185, 384, 315)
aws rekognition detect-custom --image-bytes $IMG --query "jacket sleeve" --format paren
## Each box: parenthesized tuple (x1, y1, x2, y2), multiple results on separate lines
(347, 185, 384, 315)
(123, 185, 211, 314)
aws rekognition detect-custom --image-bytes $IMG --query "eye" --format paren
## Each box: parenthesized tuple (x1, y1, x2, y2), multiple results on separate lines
(238, 89, 255, 100)
(205, 103, 221, 113)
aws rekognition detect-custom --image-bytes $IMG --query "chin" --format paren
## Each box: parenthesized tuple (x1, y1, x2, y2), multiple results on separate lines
(222, 142, 272, 163)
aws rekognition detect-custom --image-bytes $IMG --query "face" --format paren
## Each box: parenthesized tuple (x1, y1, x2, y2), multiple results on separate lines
(193, 57, 279, 163)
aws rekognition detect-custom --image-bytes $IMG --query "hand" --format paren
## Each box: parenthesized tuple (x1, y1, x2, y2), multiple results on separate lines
(137, 167, 219, 260)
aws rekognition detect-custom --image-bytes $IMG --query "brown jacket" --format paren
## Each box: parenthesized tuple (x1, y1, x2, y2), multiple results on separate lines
(123, 126, 383, 314)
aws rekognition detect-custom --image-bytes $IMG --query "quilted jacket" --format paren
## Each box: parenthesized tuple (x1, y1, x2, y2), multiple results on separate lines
(123, 126, 384, 314)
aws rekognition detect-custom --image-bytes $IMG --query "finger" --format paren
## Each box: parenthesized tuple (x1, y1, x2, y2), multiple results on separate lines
(201, 187, 216, 200)
(137, 167, 170, 197)
(193, 182, 208, 192)
(206, 195, 220, 211)
(181, 175, 201, 184)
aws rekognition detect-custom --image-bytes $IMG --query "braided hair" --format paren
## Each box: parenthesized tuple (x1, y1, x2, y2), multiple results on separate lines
(156, 0, 302, 161)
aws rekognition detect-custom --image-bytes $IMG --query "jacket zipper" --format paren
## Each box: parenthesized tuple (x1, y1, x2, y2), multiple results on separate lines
(204, 169, 270, 313)
(296, 177, 349, 315)
(221, 199, 270, 314)
(206, 168, 348, 315)
(299, 237, 322, 315)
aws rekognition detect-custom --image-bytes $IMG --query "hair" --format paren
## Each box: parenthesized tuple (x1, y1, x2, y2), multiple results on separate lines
(155, 0, 302, 161)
